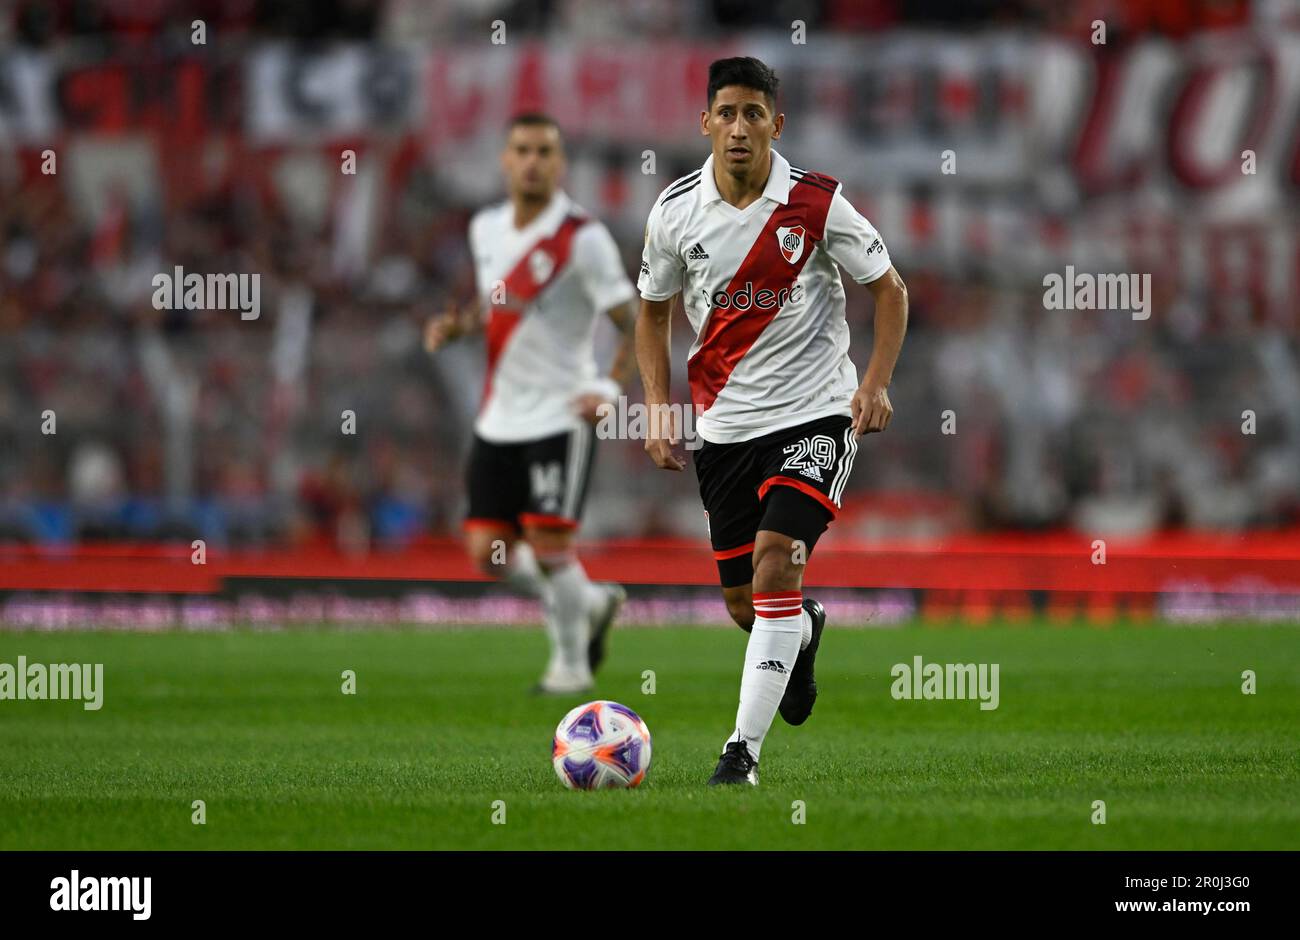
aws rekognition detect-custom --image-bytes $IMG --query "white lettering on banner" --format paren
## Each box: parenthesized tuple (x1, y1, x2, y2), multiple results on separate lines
(245, 44, 417, 140)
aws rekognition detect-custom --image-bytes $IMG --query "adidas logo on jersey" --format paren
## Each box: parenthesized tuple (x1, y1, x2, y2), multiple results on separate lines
(687, 242, 709, 260)
(756, 660, 788, 674)
(798, 465, 824, 483)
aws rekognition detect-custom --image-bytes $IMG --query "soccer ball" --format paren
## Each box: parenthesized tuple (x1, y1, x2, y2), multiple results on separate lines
(552, 700, 652, 790)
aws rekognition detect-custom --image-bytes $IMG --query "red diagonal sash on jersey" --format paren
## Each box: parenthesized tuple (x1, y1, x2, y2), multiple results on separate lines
(481, 213, 588, 408)
(686, 179, 837, 414)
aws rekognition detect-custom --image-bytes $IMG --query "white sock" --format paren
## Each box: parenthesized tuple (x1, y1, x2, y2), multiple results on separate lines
(498, 542, 565, 676)
(539, 554, 593, 680)
(501, 542, 551, 603)
(798, 608, 812, 650)
(545, 553, 604, 615)
(726, 590, 804, 762)
(584, 580, 609, 612)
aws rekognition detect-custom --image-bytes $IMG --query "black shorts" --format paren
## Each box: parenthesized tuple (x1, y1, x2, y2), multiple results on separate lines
(465, 424, 596, 532)
(694, 414, 859, 587)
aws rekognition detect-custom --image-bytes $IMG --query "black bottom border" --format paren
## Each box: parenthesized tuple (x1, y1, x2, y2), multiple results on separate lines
(0, 850, 1293, 925)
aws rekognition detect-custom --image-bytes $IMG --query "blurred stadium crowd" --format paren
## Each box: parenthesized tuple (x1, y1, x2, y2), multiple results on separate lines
(1, 0, 1297, 550)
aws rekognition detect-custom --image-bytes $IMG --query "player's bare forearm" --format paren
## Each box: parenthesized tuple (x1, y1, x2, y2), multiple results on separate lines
(603, 302, 637, 389)
(863, 266, 908, 388)
(852, 266, 908, 435)
(635, 296, 674, 407)
(635, 295, 686, 471)
(424, 300, 483, 353)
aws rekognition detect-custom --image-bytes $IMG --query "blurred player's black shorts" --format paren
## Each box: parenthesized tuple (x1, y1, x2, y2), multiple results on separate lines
(694, 414, 858, 587)
(464, 424, 596, 532)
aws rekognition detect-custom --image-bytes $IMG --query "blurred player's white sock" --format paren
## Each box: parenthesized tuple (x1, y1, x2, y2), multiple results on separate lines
(502, 542, 551, 602)
(585, 581, 610, 611)
(541, 550, 608, 622)
(799, 607, 812, 650)
(502, 543, 570, 680)
(727, 591, 804, 761)
(539, 554, 593, 681)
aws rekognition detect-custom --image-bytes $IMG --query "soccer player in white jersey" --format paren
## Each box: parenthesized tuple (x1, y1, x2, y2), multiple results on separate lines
(636, 58, 909, 784)
(426, 114, 636, 694)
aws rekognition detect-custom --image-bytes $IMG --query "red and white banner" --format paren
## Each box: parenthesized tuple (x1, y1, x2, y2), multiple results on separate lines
(3, 33, 1298, 316)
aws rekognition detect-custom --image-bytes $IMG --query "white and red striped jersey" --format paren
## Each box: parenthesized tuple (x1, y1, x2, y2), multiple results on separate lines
(637, 150, 892, 444)
(469, 191, 635, 443)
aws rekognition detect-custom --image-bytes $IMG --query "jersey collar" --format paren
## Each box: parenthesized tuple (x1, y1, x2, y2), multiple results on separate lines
(512, 189, 572, 234)
(698, 149, 791, 208)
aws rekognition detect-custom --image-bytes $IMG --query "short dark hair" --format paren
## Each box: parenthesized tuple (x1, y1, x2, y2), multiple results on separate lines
(508, 112, 561, 134)
(707, 57, 779, 110)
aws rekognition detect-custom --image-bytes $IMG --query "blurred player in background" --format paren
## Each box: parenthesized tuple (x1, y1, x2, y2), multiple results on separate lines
(636, 58, 910, 784)
(426, 114, 636, 694)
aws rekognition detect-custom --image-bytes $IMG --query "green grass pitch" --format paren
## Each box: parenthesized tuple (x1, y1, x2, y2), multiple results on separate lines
(1, 623, 1297, 850)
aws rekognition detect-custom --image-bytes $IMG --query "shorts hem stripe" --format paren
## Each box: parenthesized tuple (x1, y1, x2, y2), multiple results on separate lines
(757, 475, 840, 517)
(713, 541, 755, 561)
(519, 513, 579, 530)
(463, 517, 519, 532)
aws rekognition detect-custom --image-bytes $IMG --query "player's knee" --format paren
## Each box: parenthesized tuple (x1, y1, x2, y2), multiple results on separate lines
(751, 541, 801, 593)
(466, 531, 512, 576)
(470, 549, 501, 577)
(725, 596, 754, 632)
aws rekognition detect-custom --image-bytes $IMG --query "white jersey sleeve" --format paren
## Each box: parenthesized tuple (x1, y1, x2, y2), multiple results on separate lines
(637, 197, 684, 301)
(822, 186, 892, 284)
(573, 221, 636, 313)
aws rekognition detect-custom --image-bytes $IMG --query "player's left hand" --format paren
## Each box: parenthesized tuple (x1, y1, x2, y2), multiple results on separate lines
(573, 393, 612, 424)
(851, 382, 893, 435)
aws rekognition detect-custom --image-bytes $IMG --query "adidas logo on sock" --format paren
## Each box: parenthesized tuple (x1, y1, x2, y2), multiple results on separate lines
(687, 242, 709, 260)
(756, 660, 788, 674)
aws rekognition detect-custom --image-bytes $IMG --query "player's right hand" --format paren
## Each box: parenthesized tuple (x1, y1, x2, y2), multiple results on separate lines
(645, 436, 686, 472)
(423, 311, 459, 353)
